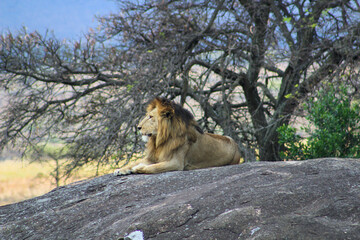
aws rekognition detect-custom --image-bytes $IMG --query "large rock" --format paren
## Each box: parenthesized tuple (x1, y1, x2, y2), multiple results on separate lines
(1, 158, 359, 239)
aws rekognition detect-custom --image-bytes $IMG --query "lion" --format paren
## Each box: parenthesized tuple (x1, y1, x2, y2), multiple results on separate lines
(114, 97, 243, 175)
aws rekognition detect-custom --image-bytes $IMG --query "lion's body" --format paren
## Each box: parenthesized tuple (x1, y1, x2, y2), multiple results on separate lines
(182, 132, 242, 170)
(114, 97, 243, 175)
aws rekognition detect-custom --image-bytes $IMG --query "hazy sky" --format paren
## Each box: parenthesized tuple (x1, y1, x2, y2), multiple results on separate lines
(0, 0, 118, 40)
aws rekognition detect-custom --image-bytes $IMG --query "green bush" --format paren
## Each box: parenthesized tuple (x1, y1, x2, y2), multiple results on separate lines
(278, 85, 360, 160)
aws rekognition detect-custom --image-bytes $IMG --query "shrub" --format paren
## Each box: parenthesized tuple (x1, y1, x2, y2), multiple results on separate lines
(278, 85, 360, 160)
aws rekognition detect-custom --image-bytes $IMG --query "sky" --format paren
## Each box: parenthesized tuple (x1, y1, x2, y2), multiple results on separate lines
(0, 0, 118, 40)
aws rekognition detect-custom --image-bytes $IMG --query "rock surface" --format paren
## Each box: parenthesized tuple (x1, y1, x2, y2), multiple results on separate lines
(1, 158, 359, 240)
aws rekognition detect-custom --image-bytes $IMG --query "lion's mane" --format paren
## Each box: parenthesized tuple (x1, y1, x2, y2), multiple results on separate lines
(145, 97, 201, 161)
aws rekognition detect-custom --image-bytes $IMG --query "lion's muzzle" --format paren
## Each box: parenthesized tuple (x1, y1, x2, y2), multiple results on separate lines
(141, 134, 151, 142)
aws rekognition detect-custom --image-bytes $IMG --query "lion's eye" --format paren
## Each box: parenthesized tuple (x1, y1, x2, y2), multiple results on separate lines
(149, 115, 153, 119)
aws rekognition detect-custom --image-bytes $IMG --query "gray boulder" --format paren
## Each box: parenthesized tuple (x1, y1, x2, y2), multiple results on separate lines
(1, 158, 359, 239)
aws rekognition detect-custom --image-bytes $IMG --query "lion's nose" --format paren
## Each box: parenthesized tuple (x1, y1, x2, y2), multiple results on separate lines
(137, 126, 142, 130)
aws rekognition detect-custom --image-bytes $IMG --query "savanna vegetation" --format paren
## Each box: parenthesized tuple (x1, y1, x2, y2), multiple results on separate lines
(278, 84, 360, 160)
(1, 0, 360, 186)
(0, 158, 112, 206)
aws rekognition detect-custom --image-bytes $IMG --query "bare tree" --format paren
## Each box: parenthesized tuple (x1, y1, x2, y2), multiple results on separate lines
(1, 0, 360, 168)
(0, 31, 147, 172)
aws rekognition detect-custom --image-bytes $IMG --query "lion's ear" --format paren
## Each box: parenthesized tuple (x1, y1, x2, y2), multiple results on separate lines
(160, 108, 174, 119)
(154, 97, 174, 119)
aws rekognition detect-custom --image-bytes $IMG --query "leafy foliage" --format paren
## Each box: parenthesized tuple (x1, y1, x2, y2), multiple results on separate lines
(278, 85, 360, 160)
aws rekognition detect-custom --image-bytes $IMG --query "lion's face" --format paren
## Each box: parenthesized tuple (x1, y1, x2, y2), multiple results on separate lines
(138, 108, 158, 142)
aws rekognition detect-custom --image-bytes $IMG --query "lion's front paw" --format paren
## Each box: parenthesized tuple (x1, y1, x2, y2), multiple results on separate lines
(113, 168, 131, 176)
(131, 163, 148, 174)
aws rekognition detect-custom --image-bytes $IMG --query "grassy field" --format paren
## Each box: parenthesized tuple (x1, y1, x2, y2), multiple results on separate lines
(0, 159, 113, 206)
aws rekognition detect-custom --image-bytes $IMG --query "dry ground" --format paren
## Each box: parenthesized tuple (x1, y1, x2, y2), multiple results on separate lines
(0, 159, 113, 206)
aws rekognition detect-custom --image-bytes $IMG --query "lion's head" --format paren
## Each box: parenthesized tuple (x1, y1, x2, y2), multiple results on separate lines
(137, 97, 200, 147)
(138, 107, 158, 142)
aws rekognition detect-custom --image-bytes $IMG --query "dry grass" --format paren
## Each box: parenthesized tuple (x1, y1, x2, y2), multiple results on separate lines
(0, 159, 113, 206)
